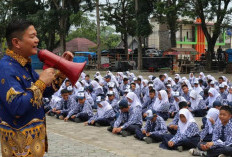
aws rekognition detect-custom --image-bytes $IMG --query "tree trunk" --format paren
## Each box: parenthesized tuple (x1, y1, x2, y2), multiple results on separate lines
(96, 0, 101, 69)
(123, 33, 128, 55)
(170, 27, 177, 47)
(59, 0, 66, 55)
(137, 36, 143, 70)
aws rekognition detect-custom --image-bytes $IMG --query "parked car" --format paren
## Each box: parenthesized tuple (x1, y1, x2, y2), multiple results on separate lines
(145, 49, 162, 57)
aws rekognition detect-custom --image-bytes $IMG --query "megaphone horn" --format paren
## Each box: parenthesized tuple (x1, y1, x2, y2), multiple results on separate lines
(37, 49, 86, 86)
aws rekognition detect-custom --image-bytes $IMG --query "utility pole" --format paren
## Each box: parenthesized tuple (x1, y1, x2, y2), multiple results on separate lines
(96, 0, 101, 69)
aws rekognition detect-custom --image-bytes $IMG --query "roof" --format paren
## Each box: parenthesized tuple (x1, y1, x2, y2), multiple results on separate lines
(53, 38, 97, 54)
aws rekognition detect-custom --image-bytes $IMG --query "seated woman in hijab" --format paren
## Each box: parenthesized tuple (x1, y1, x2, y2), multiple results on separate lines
(189, 90, 207, 117)
(160, 108, 200, 152)
(205, 88, 223, 109)
(86, 96, 115, 127)
(152, 90, 170, 121)
(169, 92, 186, 118)
(126, 92, 142, 110)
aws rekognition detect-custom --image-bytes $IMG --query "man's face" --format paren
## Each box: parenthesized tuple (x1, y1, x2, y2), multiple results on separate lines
(123, 80, 128, 84)
(219, 88, 225, 93)
(218, 78, 223, 84)
(78, 98, 86, 104)
(85, 76, 89, 81)
(65, 82, 71, 87)
(108, 95, 115, 101)
(182, 86, 189, 94)
(17, 25, 39, 57)
(62, 93, 69, 101)
(149, 92, 155, 99)
(131, 84, 136, 90)
(105, 78, 110, 82)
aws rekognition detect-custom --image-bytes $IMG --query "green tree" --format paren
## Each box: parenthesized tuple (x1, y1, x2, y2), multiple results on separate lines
(102, 0, 137, 55)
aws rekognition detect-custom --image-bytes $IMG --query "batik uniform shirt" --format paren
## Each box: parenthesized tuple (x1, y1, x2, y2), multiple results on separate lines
(107, 99, 119, 113)
(168, 112, 179, 126)
(205, 96, 223, 108)
(155, 102, 170, 113)
(182, 92, 190, 103)
(113, 106, 143, 129)
(142, 116, 167, 135)
(170, 122, 199, 144)
(142, 97, 156, 111)
(0, 49, 65, 157)
(219, 91, 229, 100)
(74, 101, 93, 118)
(200, 119, 216, 141)
(211, 120, 232, 148)
(190, 99, 207, 111)
(88, 108, 115, 123)
(56, 97, 76, 115)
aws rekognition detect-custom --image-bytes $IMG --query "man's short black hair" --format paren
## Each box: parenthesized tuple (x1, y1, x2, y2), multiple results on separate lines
(159, 75, 165, 79)
(207, 79, 212, 84)
(219, 77, 223, 80)
(61, 89, 69, 94)
(149, 89, 156, 94)
(137, 78, 141, 82)
(130, 82, 136, 86)
(220, 106, 232, 115)
(6, 19, 33, 49)
(198, 79, 203, 84)
(182, 84, 188, 89)
(65, 79, 70, 83)
(85, 74, 90, 77)
(179, 101, 188, 109)
(94, 78, 99, 82)
(204, 89, 209, 95)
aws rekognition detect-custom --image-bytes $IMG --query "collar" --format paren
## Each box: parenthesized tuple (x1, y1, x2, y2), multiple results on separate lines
(6, 49, 31, 67)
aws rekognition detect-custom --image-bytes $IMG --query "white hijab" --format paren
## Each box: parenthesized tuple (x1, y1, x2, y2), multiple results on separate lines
(208, 88, 221, 107)
(227, 87, 232, 102)
(174, 96, 186, 111)
(126, 92, 142, 107)
(178, 108, 196, 134)
(97, 101, 112, 117)
(206, 108, 219, 134)
(148, 75, 154, 81)
(190, 90, 203, 110)
(153, 90, 169, 111)
(193, 84, 203, 95)
(90, 80, 102, 90)
(199, 72, 206, 81)
(183, 79, 193, 90)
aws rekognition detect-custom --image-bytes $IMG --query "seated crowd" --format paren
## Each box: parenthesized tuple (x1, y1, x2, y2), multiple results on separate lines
(44, 71, 232, 157)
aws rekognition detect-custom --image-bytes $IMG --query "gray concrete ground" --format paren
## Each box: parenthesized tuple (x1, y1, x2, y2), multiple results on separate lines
(44, 115, 203, 157)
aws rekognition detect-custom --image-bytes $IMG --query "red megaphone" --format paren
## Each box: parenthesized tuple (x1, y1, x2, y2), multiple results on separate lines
(37, 49, 86, 86)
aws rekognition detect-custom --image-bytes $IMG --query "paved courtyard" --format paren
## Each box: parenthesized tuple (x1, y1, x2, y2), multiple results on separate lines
(43, 115, 204, 157)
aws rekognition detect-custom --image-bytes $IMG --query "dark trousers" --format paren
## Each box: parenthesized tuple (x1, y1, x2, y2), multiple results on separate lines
(207, 146, 232, 157)
(202, 117, 207, 128)
(135, 129, 163, 142)
(198, 142, 232, 157)
(192, 109, 207, 117)
(56, 113, 67, 119)
(160, 134, 200, 150)
(109, 121, 141, 134)
(95, 118, 114, 126)
(157, 112, 169, 121)
(202, 134, 212, 142)
(167, 126, 177, 135)
(77, 113, 91, 121)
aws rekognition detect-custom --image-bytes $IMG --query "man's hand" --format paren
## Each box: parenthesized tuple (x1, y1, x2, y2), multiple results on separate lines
(142, 130, 146, 134)
(143, 113, 147, 118)
(62, 51, 74, 61)
(168, 141, 174, 147)
(205, 142, 214, 149)
(146, 132, 150, 137)
(71, 115, 76, 119)
(112, 128, 117, 134)
(55, 110, 61, 114)
(64, 117, 69, 122)
(209, 118, 215, 125)
(84, 122, 88, 126)
(39, 68, 55, 86)
(91, 120, 95, 125)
